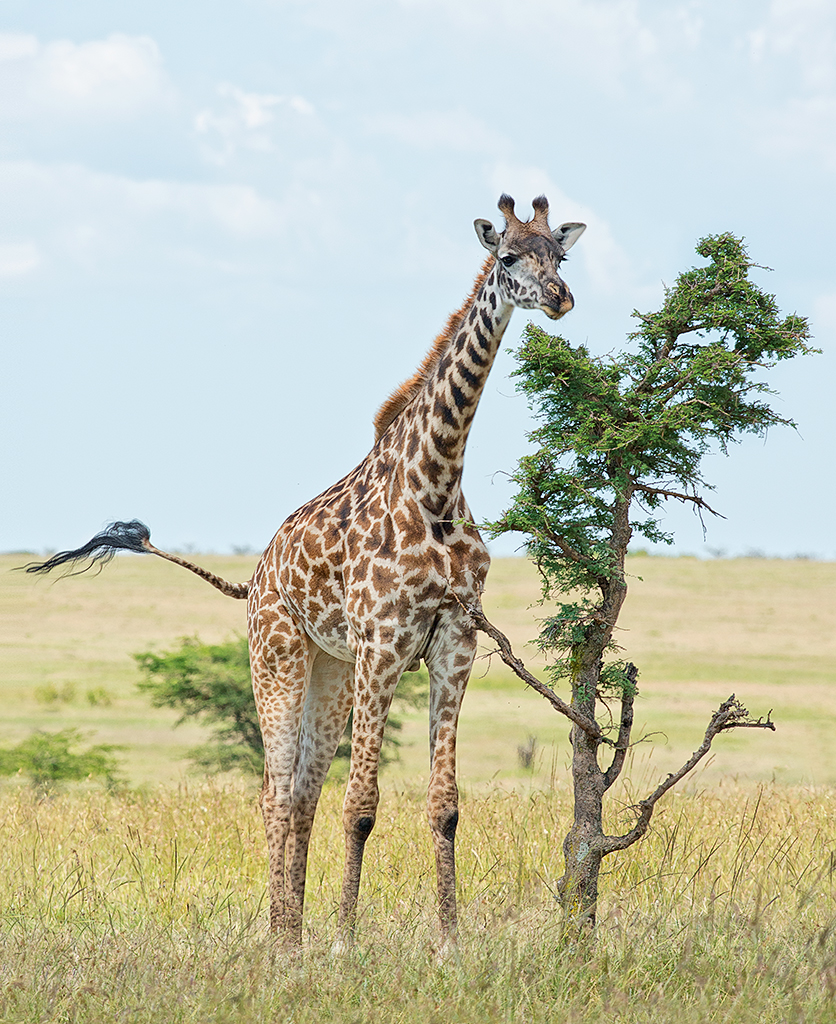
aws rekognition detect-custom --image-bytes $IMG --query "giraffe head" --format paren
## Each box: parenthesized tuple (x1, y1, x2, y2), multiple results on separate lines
(474, 194, 585, 319)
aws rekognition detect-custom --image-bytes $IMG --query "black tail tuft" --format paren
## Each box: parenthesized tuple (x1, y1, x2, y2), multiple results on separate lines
(22, 520, 152, 577)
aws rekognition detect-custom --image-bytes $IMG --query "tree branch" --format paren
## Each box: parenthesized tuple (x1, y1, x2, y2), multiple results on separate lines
(602, 662, 637, 791)
(633, 280, 734, 393)
(632, 482, 725, 518)
(531, 476, 603, 572)
(598, 695, 775, 855)
(493, 519, 609, 588)
(465, 604, 603, 740)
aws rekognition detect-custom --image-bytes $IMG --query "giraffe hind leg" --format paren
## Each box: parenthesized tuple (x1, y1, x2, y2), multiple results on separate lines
(335, 646, 403, 950)
(284, 651, 354, 941)
(250, 600, 313, 944)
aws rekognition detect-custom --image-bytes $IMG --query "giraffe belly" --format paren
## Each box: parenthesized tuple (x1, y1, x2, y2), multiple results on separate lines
(275, 585, 357, 664)
(306, 621, 356, 663)
(295, 597, 437, 669)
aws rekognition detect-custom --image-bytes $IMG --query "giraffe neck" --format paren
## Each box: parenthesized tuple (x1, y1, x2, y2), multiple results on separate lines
(396, 263, 513, 516)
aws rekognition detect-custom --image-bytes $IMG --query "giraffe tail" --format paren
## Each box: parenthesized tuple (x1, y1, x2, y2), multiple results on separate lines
(21, 519, 250, 600)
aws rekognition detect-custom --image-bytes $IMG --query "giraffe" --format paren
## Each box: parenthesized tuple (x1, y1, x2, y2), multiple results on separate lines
(25, 194, 585, 950)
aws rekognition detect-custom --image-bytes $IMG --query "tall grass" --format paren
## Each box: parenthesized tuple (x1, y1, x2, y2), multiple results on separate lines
(0, 778, 833, 1022)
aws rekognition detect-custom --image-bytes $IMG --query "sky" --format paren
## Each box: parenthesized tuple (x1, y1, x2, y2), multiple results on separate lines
(2, 0, 835, 560)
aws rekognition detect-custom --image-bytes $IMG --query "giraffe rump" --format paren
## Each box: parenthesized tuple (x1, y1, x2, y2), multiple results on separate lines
(23, 519, 153, 577)
(372, 256, 494, 442)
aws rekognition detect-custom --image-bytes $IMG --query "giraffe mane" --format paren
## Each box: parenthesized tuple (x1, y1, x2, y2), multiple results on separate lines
(373, 256, 495, 442)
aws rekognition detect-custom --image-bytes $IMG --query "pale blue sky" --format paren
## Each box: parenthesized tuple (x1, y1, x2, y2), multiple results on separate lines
(3, 0, 834, 558)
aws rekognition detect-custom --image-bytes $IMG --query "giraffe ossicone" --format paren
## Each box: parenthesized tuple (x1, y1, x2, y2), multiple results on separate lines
(24, 195, 585, 950)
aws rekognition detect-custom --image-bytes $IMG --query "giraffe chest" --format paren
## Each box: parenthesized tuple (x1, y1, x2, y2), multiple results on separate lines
(262, 498, 488, 664)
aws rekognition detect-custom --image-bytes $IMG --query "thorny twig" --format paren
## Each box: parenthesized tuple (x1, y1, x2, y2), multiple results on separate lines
(464, 604, 777, 855)
(599, 695, 775, 854)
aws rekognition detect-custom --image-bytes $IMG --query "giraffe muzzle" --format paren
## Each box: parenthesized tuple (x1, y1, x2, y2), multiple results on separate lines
(541, 283, 574, 319)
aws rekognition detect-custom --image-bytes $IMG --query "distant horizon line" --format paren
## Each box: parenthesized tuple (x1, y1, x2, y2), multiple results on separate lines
(3, 547, 834, 564)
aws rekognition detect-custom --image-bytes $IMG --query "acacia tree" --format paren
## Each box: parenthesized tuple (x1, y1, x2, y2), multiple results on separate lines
(470, 233, 813, 926)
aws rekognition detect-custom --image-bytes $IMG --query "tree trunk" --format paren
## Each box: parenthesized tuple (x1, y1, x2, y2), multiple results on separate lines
(557, 532, 629, 929)
(557, 652, 606, 928)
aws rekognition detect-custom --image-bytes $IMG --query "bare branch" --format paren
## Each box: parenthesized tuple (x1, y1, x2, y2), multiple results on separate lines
(465, 604, 603, 740)
(602, 663, 637, 791)
(541, 526, 593, 567)
(632, 482, 725, 518)
(598, 695, 775, 855)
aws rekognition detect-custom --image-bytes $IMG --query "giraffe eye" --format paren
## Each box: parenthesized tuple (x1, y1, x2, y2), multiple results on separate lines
(500, 254, 518, 268)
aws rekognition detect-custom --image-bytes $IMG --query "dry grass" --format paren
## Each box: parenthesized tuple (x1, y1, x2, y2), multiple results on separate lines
(0, 778, 833, 1023)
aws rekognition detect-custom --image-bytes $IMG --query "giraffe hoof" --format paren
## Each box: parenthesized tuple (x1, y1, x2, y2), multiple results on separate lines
(434, 935, 459, 967)
(330, 931, 355, 958)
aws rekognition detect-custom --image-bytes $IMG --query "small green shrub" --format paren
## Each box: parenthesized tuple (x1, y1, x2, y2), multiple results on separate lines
(85, 686, 114, 707)
(135, 636, 428, 775)
(0, 728, 123, 793)
(135, 636, 262, 775)
(33, 682, 76, 706)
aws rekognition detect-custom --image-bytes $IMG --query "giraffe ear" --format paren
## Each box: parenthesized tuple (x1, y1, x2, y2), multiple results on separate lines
(552, 222, 586, 252)
(474, 218, 500, 253)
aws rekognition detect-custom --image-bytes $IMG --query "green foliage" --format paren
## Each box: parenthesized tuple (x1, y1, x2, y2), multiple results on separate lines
(489, 233, 814, 692)
(135, 636, 262, 774)
(0, 728, 123, 793)
(85, 686, 114, 707)
(135, 636, 429, 774)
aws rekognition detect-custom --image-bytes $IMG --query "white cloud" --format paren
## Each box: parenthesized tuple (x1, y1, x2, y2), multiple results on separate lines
(748, 1, 836, 167)
(813, 292, 836, 332)
(0, 160, 287, 280)
(0, 32, 171, 120)
(195, 83, 315, 165)
(749, 0, 836, 92)
(261, 0, 701, 107)
(0, 33, 38, 62)
(120, 175, 285, 237)
(0, 241, 40, 277)
(395, 0, 695, 99)
(760, 94, 836, 169)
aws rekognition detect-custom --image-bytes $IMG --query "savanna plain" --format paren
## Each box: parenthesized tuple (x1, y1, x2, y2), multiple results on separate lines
(1, 551, 835, 1023)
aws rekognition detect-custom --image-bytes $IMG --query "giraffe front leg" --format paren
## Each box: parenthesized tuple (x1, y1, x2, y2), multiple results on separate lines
(334, 647, 401, 952)
(426, 625, 477, 951)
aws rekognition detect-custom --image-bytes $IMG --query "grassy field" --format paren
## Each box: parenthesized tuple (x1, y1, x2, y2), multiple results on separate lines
(2, 552, 835, 788)
(0, 779, 834, 1022)
(1, 551, 835, 1021)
